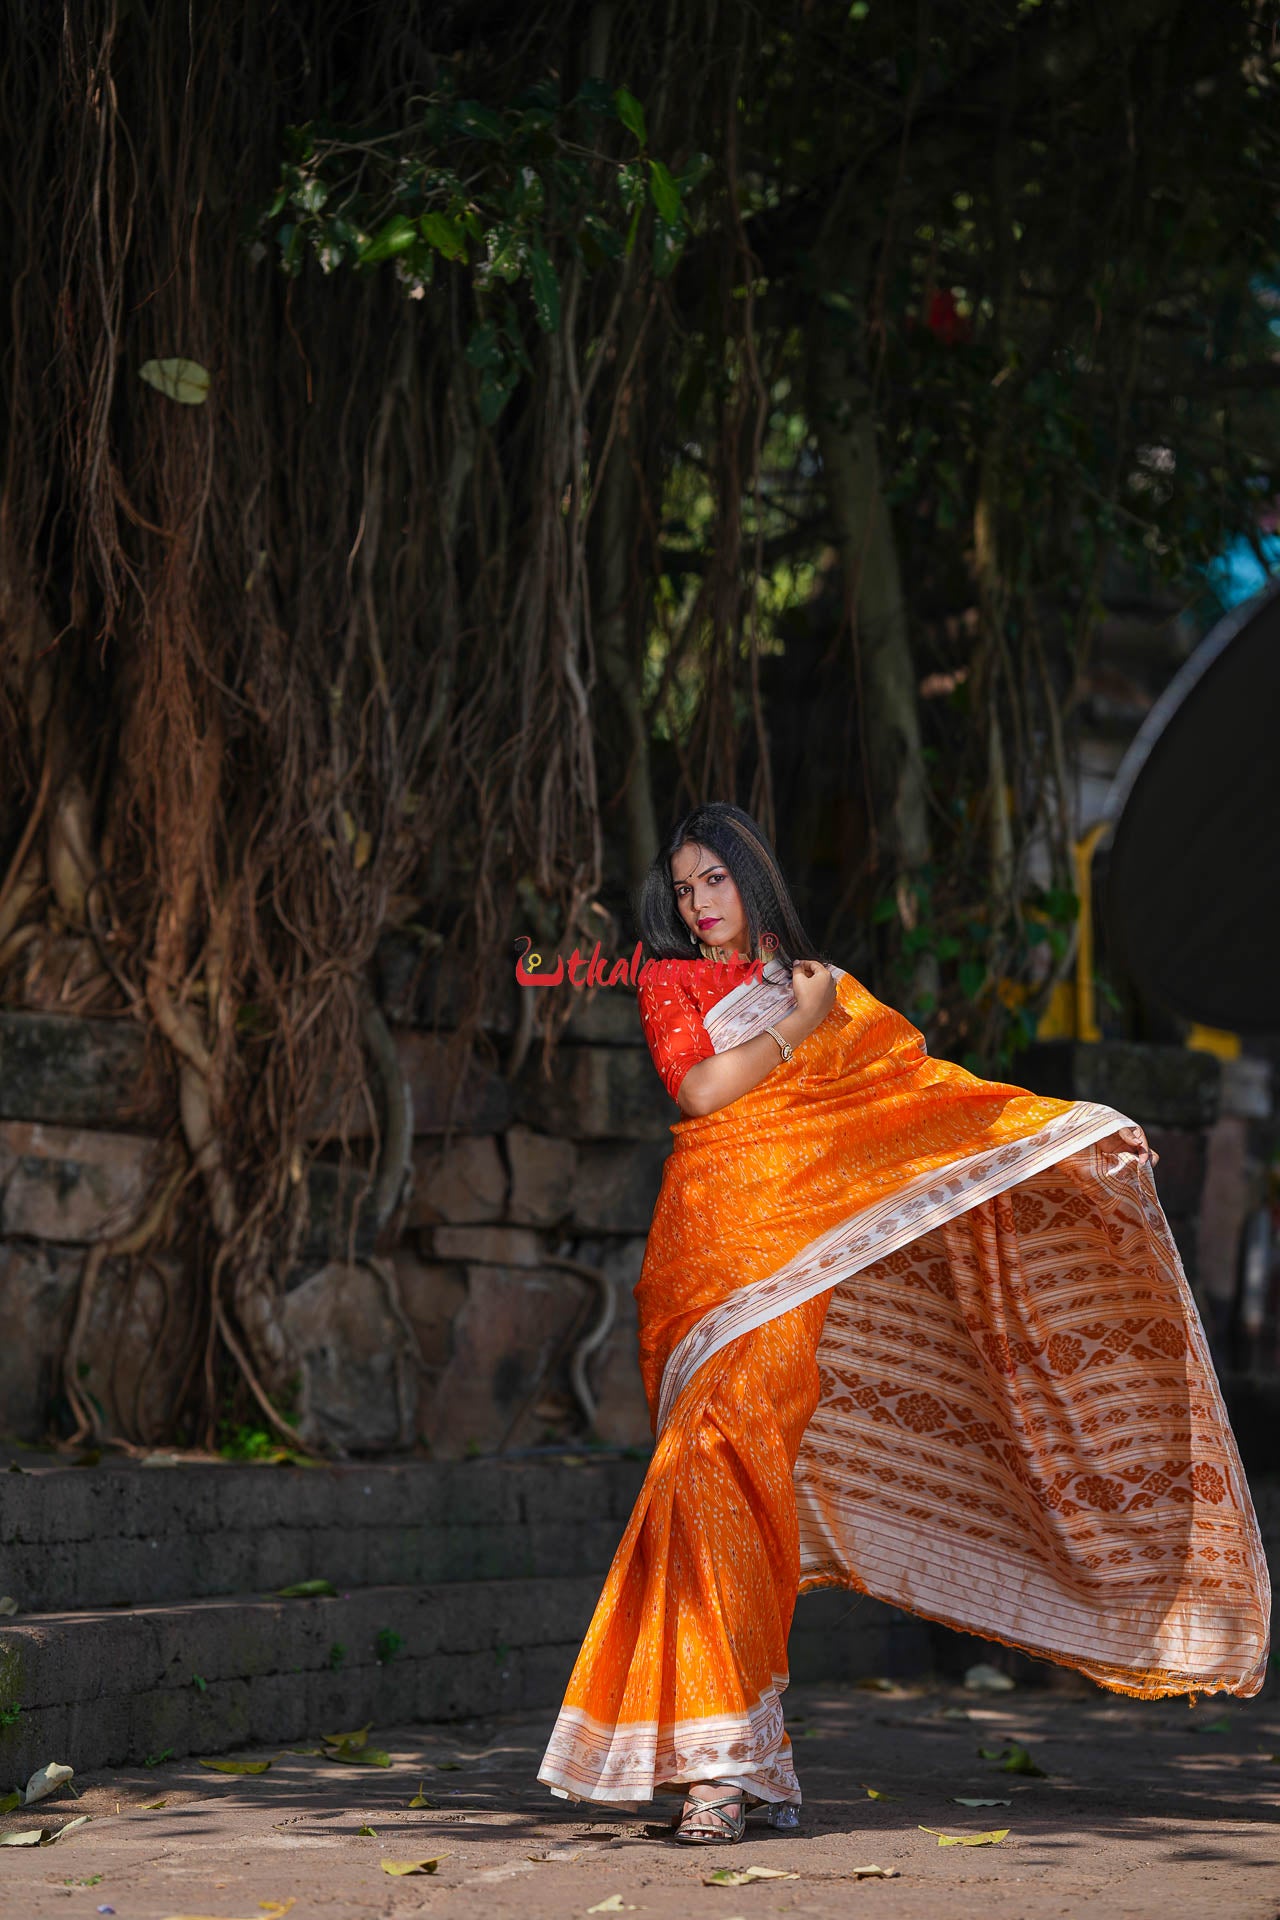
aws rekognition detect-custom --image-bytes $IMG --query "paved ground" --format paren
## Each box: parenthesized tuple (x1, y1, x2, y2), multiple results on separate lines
(3, 1674, 1279, 1920)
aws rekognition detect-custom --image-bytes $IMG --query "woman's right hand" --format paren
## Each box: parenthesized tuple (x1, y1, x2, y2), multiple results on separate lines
(790, 958, 836, 1032)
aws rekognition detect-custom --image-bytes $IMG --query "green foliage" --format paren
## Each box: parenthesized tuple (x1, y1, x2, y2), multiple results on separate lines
(255, 72, 707, 421)
(375, 1627, 405, 1665)
(217, 1423, 280, 1461)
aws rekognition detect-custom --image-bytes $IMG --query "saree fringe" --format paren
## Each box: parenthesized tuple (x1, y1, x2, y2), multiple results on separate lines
(538, 965, 1271, 1807)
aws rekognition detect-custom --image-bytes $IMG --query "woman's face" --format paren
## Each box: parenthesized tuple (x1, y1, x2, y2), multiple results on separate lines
(670, 840, 749, 957)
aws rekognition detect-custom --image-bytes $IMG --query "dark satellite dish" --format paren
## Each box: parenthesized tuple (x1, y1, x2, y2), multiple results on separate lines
(1103, 580, 1280, 1035)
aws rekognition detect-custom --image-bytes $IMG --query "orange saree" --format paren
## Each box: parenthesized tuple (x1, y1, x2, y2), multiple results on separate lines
(537, 957, 1271, 1810)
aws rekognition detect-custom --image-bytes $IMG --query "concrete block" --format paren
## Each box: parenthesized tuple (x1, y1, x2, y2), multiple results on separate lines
(0, 1010, 162, 1130)
(517, 1640, 580, 1711)
(514, 1043, 672, 1142)
(570, 1140, 669, 1233)
(422, 1267, 581, 1458)
(519, 1465, 614, 1526)
(506, 1126, 577, 1226)
(0, 1121, 163, 1243)
(407, 1135, 507, 1227)
(428, 1224, 544, 1265)
(175, 1676, 253, 1758)
(1020, 1040, 1220, 1129)
(127, 1683, 194, 1762)
(246, 1670, 309, 1746)
(0, 1244, 80, 1440)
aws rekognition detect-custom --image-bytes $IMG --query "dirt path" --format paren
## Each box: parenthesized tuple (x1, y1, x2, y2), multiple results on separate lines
(3, 1676, 1278, 1920)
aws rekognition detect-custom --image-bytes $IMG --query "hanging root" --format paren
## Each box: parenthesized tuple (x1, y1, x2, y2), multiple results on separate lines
(61, 1159, 187, 1449)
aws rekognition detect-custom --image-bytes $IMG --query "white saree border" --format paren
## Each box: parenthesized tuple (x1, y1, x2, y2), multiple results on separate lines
(539, 1682, 800, 1808)
(656, 1098, 1138, 1434)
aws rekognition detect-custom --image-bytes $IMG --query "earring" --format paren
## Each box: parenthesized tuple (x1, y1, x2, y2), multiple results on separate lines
(687, 925, 699, 946)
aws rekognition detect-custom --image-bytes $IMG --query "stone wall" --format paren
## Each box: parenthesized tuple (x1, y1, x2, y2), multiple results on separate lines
(0, 962, 1271, 1456)
(0, 948, 676, 1455)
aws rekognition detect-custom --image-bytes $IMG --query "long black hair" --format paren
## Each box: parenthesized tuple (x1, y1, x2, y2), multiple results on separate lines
(635, 802, 821, 965)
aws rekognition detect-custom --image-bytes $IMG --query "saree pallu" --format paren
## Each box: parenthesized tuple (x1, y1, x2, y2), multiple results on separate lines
(538, 964, 1271, 1809)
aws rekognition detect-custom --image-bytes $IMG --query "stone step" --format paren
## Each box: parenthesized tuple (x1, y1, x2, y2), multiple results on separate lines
(0, 1454, 648, 1613)
(0, 1576, 922, 1781)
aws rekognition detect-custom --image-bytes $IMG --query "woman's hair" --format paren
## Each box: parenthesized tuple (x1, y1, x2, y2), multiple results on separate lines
(635, 801, 820, 964)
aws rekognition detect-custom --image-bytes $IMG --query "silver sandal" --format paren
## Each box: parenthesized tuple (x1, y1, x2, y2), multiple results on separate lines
(674, 1786, 748, 1845)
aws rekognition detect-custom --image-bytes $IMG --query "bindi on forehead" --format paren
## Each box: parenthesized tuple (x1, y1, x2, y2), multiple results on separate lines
(670, 843, 721, 887)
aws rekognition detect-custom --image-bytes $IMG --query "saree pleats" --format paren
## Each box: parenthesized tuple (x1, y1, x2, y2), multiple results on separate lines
(538, 969, 1271, 1807)
(538, 1296, 831, 1805)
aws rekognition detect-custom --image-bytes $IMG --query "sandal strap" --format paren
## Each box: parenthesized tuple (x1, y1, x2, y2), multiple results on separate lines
(678, 1792, 745, 1836)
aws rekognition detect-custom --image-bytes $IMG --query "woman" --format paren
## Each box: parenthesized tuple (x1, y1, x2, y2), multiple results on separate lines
(537, 802, 1270, 1843)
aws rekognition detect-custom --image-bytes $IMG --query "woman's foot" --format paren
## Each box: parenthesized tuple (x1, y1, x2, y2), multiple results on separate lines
(674, 1782, 747, 1844)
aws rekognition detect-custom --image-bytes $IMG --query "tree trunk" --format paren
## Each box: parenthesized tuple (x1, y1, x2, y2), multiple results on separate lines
(807, 302, 930, 885)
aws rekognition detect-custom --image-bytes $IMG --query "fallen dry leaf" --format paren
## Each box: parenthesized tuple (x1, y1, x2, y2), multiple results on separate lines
(161, 1903, 295, 1920)
(324, 1744, 392, 1768)
(0, 1814, 91, 1848)
(381, 1855, 447, 1876)
(408, 1782, 436, 1808)
(964, 1662, 1015, 1693)
(197, 1758, 271, 1776)
(24, 1760, 74, 1804)
(357, 1824, 378, 1837)
(0, 1790, 21, 1813)
(276, 1578, 337, 1599)
(951, 1797, 1011, 1807)
(847, 1866, 900, 1879)
(864, 1786, 900, 1801)
(920, 1824, 1009, 1847)
(320, 1722, 370, 1750)
(854, 1676, 897, 1692)
(143, 1800, 169, 1810)
(586, 1899, 637, 1914)
(0, 1596, 18, 1616)
(978, 1742, 1044, 1776)
(703, 1866, 799, 1885)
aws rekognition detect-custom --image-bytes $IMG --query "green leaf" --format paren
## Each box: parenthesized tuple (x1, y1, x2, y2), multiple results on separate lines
(453, 99, 507, 141)
(291, 175, 328, 215)
(465, 323, 506, 371)
(958, 959, 987, 1000)
(648, 160, 682, 227)
(529, 245, 560, 332)
(577, 213, 624, 268)
(478, 361, 521, 425)
(675, 151, 715, 194)
(574, 77, 613, 115)
(420, 212, 467, 262)
(617, 161, 647, 215)
(359, 216, 419, 265)
(276, 1578, 338, 1599)
(198, 1757, 271, 1775)
(653, 219, 685, 278)
(483, 222, 525, 282)
(138, 358, 210, 406)
(613, 87, 647, 145)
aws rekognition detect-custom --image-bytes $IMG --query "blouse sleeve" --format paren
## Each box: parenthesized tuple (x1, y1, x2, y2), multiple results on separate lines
(636, 970, 716, 1102)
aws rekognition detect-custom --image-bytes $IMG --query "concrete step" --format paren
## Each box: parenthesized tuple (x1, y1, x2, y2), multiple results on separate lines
(0, 1452, 649, 1611)
(0, 1576, 598, 1779)
(0, 1575, 922, 1782)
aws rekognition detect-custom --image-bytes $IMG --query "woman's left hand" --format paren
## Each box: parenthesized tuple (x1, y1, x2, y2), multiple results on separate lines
(1118, 1124, 1159, 1168)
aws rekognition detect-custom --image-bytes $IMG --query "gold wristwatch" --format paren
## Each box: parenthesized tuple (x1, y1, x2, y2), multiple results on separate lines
(764, 1024, 793, 1062)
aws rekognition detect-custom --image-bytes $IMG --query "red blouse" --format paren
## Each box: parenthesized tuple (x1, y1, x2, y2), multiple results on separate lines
(636, 956, 767, 1102)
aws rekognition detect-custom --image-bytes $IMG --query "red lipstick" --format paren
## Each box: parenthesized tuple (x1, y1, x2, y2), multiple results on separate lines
(697, 916, 720, 931)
